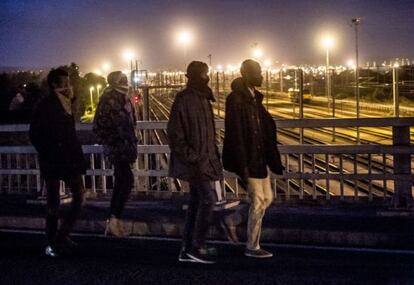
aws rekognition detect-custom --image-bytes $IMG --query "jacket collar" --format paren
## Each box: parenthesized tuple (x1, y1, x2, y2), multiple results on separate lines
(231, 77, 264, 104)
(185, 86, 216, 102)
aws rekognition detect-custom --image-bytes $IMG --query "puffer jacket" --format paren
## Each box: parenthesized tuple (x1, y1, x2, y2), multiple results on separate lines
(222, 77, 284, 179)
(93, 88, 138, 163)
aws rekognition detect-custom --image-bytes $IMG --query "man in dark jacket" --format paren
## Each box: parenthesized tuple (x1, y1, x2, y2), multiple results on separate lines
(168, 61, 223, 264)
(93, 71, 138, 237)
(223, 59, 284, 258)
(30, 68, 86, 257)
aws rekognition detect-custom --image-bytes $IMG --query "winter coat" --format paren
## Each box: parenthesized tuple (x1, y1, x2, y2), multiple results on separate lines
(222, 77, 284, 179)
(167, 87, 223, 182)
(93, 88, 138, 163)
(29, 93, 86, 180)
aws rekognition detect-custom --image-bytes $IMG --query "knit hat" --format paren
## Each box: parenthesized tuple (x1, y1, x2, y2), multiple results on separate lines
(107, 71, 126, 87)
(186, 61, 209, 80)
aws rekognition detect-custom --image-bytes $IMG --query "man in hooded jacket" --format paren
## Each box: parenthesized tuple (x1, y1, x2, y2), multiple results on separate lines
(223, 59, 284, 258)
(30, 68, 86, 257)
(167, 61, 223, 264)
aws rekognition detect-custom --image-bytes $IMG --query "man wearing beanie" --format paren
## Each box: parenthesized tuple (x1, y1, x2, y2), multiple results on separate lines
(93, 71, 138, 237)
(223, 59, 284, 258)
(167, 61, 223, 264)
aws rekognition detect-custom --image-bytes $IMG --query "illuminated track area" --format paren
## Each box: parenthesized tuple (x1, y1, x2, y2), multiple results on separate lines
(148, 92, 405, 199)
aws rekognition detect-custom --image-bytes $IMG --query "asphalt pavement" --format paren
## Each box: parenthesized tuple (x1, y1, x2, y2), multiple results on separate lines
(1, 230, 413, 285)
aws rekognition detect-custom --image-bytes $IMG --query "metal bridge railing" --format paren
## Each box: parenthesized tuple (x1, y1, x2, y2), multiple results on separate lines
(0, 117, 413, 207)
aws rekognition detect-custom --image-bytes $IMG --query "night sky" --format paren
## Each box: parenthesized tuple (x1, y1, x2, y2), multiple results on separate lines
(0, 0, 413, 70)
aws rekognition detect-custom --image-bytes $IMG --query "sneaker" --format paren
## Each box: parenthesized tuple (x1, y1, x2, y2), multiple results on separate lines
(105, 217, 128, 238)
(178, 249, 196, 263)
(45, 245, 60, 257)
(244, 248, 273, 258)
(186, 248, 216, 264)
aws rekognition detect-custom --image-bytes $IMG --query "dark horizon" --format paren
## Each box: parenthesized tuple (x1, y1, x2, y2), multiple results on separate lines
(1, 0, 414, 71)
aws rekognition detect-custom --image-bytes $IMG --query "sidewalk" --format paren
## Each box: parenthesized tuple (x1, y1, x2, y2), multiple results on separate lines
(0, 195, 413, 250)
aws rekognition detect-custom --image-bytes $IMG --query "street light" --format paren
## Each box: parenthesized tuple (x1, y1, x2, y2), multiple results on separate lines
(176, 30, 193, 67)
(252, 48, 263, 59)
(102, 62, 111, 73)
(321, 35, 336, 141)
(89, 87, 95, 108)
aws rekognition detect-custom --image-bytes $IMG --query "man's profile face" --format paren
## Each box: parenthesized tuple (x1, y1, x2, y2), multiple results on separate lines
(53, 76, 74, 99)
(55, 76, 71, 90)
(244, 63, 263, 87)
(200, 70, 210, 83)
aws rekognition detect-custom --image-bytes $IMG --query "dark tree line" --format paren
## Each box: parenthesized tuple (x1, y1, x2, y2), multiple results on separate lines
(0, 63, 106, 124)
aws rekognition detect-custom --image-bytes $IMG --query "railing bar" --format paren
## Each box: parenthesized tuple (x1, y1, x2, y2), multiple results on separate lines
(325, 154, 330, 200)
(90, 154, 96, 194)
(312, 154, 316, 200)
(354, 154, 358, 199)
(101, 155, 107, 194)
(286, 154, 291, 200)
(382, 154, 387, 198)
(16, 154, 21, 193)
(368, 154, 373, 201)
(339, 154, 344, 200)
(25, 154, 30, 193)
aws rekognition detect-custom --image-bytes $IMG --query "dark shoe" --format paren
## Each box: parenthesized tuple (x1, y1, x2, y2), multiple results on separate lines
(45, 245, 61, 257)
(244, 248, 273, 258)
(178, 249, 196, 263)
(186, 248, 216, 264)
(219, 219, 239, 245)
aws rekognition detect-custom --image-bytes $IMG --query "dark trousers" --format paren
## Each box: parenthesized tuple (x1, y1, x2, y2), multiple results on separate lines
(46, 175, 84, 246)
(110, 162, 134, 218)
(183, 180, 216, 250)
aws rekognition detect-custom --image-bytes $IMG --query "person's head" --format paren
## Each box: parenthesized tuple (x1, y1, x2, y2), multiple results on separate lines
(240, 59, 263, 87)
(107, 71, 128, 87)
(186, 61, 210, 85)
(47, 68, 73, 98)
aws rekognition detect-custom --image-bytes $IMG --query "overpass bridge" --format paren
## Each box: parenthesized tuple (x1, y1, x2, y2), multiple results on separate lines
(0, 117, 413, 248)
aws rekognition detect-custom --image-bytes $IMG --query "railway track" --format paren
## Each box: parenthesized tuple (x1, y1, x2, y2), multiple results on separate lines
(151, 93, 398, 199)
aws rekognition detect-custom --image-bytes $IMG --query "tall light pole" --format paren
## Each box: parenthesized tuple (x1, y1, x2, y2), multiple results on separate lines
(264, 59, 272, 110)
(321, 35, 335, 141)
(393, 63, 400, 117)
(351, 18, 361, 144)
(122, 48, 136, 82)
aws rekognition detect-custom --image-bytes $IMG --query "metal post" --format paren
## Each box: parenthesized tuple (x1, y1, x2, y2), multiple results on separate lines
(393, 66, 400, 117)
(326, 48, 336, 141)
(352, 18, 361, 144)
(280, 69, 284, 92)
(216, 72, 220, 117)
(392, 126, 412, 208)
(142, 87, 150, 191)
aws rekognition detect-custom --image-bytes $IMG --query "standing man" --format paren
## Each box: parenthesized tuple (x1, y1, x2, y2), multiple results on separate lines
(30, 68, 87, 257)
(223, 59, 284, 258)
(168, 61, 223, 264)
(93, 71, 138, 237)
